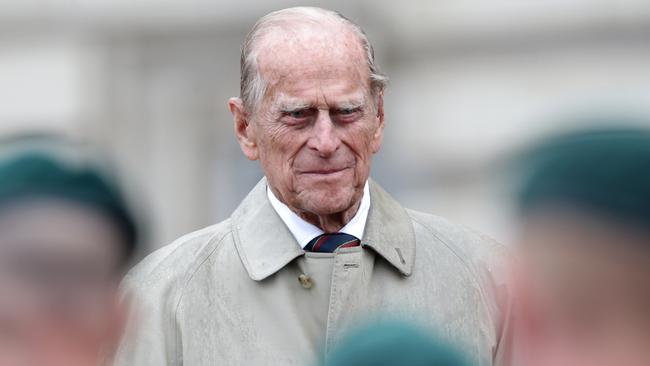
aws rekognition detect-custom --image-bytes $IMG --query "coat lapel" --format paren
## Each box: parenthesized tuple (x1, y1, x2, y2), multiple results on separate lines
(363, 180, 416, 276)
(232, 177, 416, 281)
(231, 177, 305, 281)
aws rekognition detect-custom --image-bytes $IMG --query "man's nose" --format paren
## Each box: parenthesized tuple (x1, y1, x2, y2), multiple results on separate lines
(307, 111, 340, 157)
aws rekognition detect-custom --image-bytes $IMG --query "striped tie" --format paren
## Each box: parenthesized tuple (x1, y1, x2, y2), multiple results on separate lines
(305, 233, 361, 253)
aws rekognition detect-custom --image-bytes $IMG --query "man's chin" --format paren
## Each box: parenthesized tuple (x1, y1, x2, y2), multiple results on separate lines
(296, 189, 356, 216)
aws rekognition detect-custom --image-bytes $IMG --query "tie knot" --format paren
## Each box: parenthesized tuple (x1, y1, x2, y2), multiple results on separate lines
(305, 233, 360, 253)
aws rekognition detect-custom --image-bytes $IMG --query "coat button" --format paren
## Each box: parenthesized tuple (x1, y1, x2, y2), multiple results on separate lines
(298, 274, 312, 289)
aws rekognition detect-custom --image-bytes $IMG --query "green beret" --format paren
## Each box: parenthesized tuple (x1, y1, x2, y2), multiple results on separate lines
(324, 320, 470, 366)
(518, 125, 650, 229)
(0, 134, 138, 263)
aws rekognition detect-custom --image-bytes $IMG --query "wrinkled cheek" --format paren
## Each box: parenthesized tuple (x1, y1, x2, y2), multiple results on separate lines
(259, 150, 298, 192)
(285, 161, 298, 191)
(256, 140, 282, 171)
(353, 155, 372, 183)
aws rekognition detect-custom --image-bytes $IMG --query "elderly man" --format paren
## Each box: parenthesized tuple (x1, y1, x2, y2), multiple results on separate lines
(116, 7, 511, 366)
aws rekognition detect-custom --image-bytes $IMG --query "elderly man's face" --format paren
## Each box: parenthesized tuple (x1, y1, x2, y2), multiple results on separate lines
(231, 27, 384, 217)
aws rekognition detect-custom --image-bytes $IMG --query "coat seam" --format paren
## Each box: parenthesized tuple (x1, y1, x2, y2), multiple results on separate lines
(172, 229, 233, 365)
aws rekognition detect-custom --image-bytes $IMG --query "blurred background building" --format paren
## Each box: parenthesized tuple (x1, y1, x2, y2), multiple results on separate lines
(2, 0, 650, 254)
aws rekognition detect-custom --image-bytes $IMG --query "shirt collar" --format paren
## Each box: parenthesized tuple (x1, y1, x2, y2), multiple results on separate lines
(267, 181, 370, 248)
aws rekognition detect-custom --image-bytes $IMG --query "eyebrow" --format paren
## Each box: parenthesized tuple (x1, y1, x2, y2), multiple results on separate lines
(335, 100, 365, 110)
(278, 102, 314, 113)
(275, 98, 366, 112)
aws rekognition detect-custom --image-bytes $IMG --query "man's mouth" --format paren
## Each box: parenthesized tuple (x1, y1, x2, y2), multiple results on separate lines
(300, 167, 349, 175)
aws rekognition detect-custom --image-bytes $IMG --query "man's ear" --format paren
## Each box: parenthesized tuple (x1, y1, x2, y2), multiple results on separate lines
(229, 97, 259, 161)
(371, 89, 385, 154)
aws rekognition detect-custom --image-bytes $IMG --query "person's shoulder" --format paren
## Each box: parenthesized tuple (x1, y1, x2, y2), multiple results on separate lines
(406, 208, 509, 262)
(406, 209, 511, 295)
(406, 209, 512, 322)
(122, 218, 234, 295)
(406, 209, 515, 353)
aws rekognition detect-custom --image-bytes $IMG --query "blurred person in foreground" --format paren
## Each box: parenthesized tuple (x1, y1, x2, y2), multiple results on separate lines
(324, 320, 470, 366)
(514, 126, 650, 366)
(0, 135, 138, 366)
(115, 7, 512, 366)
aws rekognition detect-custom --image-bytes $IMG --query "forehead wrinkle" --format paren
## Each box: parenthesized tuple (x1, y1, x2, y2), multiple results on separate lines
(260, 51, 366, 89)
(268, 73, 367, 108)
(320, 82, 330, 108)
(271, 62, 368, 93)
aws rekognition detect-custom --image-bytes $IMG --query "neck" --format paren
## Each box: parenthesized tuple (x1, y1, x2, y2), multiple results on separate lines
(297, 199, 362, 233)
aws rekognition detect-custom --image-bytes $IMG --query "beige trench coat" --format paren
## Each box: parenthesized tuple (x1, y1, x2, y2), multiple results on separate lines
(115, 178, 512, 365)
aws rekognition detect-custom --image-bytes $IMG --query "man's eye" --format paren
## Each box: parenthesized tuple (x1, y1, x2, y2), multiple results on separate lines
(290, 110, 306, 118)
(283, 109, 312, 119)
(334, 107, 362, 122)
(281, 109, 313, 125)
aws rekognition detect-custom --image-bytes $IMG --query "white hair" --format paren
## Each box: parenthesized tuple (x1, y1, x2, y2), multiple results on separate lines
(239, 7, 388, 114)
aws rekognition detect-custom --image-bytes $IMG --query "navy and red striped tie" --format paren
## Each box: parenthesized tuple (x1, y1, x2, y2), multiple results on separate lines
(304, 233, 361, 253)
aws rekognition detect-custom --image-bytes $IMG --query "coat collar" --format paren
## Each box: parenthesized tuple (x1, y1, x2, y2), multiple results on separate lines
(231, 177, 416, 281)
(363, 181, 416, 276)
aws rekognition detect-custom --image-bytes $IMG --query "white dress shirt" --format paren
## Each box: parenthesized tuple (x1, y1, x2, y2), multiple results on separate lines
(266, 181, 371, 248)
